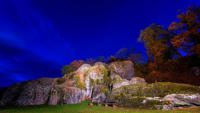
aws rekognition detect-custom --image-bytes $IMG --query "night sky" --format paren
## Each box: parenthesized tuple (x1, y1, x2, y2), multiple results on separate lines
(0, 0, 199, 87)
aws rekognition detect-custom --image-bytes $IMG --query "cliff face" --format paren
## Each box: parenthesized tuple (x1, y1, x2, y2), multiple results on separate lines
(0, 60, 139, 106)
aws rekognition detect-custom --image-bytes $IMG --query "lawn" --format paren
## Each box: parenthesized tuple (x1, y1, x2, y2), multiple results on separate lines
(0, 101, 200, 113)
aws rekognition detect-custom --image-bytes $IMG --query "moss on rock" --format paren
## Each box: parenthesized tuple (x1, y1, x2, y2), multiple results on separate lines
(111, 82, 200, 98)
(110, 82, 200, 109)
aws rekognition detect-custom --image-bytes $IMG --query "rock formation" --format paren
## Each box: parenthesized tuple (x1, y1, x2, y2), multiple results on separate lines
(0, 78, 55, 106)
(1, 60, 199, 110)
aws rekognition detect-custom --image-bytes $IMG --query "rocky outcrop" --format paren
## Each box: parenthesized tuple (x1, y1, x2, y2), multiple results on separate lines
(0, 83, 21, 106)
(113, 75, 130, 89)
(0, 78, 55, 106)
(113, 76, 146, 89)
(0, 61, 142, 106)
(163, 94, 200, 108)
(48, 79, 87, 105)
(129, 77, 146, 84)
(109, 82, 200, 109)
(49, 62, 109, 105)
(109, 60, 134, 80)
(91, 85, 107, 103)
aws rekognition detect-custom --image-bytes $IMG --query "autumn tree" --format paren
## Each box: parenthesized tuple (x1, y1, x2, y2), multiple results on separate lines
(169, 6, 200, 57)
(138, 24, 174, 69)
(70, 60, 84, 70)
(128, 52, 145, 64)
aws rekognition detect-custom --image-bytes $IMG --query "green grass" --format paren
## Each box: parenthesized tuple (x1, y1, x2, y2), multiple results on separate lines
(0, 101, 200, 113)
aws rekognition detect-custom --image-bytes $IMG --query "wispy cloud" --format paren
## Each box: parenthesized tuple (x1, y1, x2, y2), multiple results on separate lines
(0, 0, 74, 87)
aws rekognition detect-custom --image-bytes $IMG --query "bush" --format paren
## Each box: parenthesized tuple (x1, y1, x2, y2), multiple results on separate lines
(61, 65, 74, 75)
(56, 78, 66, 84)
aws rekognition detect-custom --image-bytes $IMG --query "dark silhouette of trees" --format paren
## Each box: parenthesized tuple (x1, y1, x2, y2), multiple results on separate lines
(85, 58, 96, 65)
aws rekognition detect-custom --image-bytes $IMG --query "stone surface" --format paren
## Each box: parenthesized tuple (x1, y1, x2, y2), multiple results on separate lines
(163, 94, 200, 107)
(112, 76, 146, 90)
(91, 85, 107, 103)
(0, 83, 21, 106)
(94, 62, 106, 66)
(74, 64, 91, 84)
(109, 60, 134, 80)
(129, 77, 146, 84)
(3, 60, 200, 110)
(84, 64, 108, 97)
(162, 105, 173, 110)
(113, 78, 130, 89)
(0, 78, 55, 106)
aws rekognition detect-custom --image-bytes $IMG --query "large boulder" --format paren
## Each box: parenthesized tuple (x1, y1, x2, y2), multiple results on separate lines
(109, 60, 134, 80)
(84, 64, 108, 97)
(163, 94, 200, 107)
(73, 64, 91, 84)
(113, 76, 146, 90)
(0, 83, 21, 106)
(129, 77, 146, 84)
(109, 82, 200, 109)
(48, 86, 87, 105)
(91, 85, 107, 103)
(112, 74, 130, 89)
(0, 78, 55, 106)
(73, 63, 108, 98)
(48, 79, 87, 105)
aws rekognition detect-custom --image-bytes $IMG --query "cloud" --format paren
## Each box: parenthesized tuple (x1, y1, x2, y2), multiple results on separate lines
(0, 0, 75, 87)
(0, 39, 62, 87)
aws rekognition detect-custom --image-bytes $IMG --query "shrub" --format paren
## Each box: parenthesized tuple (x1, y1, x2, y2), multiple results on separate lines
(56, 78, 66, 84)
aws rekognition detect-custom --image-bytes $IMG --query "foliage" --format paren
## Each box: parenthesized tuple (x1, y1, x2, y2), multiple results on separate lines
(115, 48, 129, 59)
(85, 58, 96, 65)
(96, 56, 106, 62)
(56, 78, 66, 84)
(74, 76, 86, 90)
(107, 56, 118, 63)
(128, 52, 145, 64)
(134, 62, 149, 78)
(169, 6, 200, 57)
(138, 24, 175, 70)
(70, 60, 84, 70)
(61, 65, 74, 75)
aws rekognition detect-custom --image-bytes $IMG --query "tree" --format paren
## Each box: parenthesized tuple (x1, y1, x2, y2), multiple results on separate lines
(96, 56, 106, 62)
(115, 48, 129, 59)
(128, 52, 145, 64)
(138, 24, 173, 69)
(107, 56, 118, 63)
(85, 58, 96, 65)
(169, 6, 200, 57)
(61, 65, 74, 75)
(70, 60, 84, 70)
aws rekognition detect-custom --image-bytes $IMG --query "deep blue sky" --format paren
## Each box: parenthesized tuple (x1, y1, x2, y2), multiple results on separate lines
(0, 0, 199, 87)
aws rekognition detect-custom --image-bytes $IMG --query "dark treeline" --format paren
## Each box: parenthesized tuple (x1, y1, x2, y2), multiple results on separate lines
(62, 6, 200, 85)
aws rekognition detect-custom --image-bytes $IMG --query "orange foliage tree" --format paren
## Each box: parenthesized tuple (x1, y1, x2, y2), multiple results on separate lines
(70, 60, 84, 70)
(169, 6, 200, 57)
(138, 24, 175, 70)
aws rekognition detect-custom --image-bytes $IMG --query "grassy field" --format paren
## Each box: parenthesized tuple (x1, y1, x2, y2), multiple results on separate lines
(0, 101, 200, 113)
